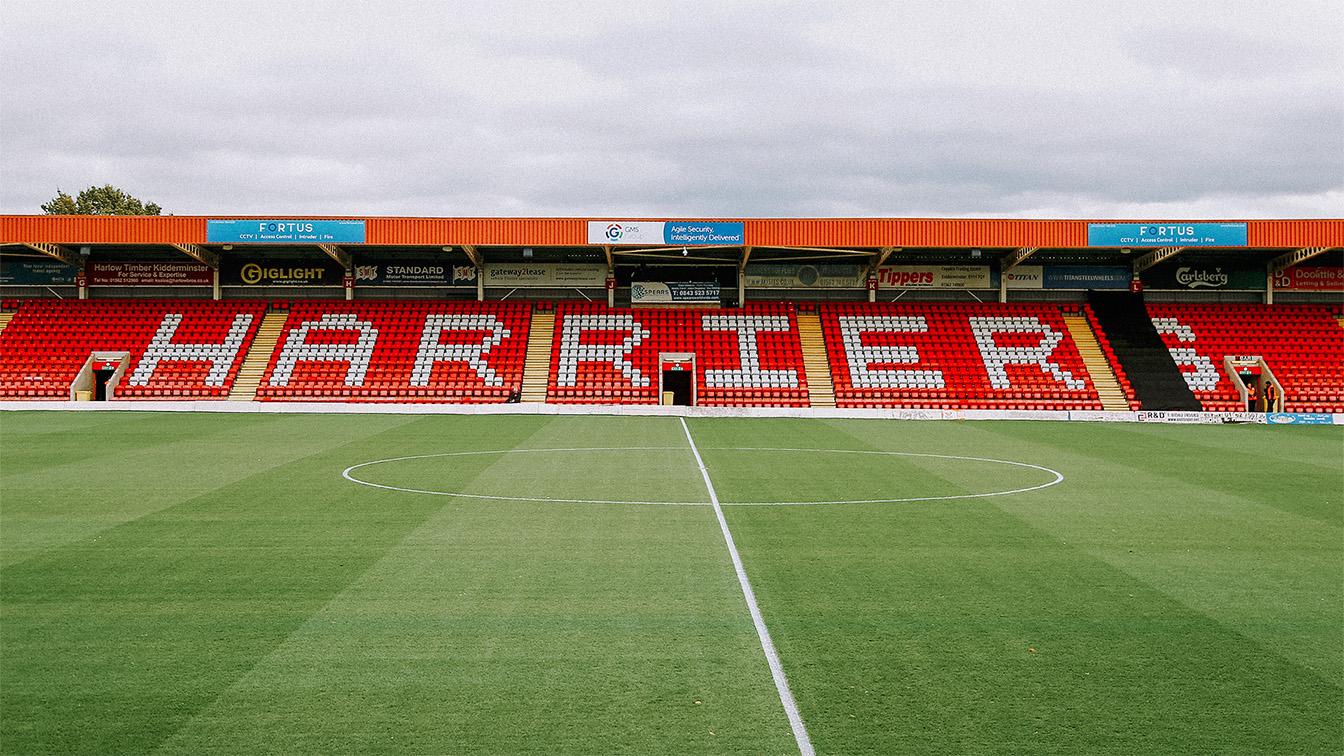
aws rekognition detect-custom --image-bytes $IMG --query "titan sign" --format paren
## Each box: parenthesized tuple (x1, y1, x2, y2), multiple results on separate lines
(207, 219, 367, 244)
(1087, 222, 1248, 247)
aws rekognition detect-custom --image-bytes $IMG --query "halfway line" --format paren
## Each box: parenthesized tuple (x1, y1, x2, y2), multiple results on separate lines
(678, 417, 815, 756)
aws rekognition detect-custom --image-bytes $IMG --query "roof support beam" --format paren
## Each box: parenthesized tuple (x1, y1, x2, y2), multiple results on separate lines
(21, 242, 79, 267)
(870, 246, 898, 271)
(739, 246, 753, 272)
(1000, 247, 1039, 273)
(611, 244, 740, 256)
(461, 244, 482, 267)
(1269, 247, 1332, 274)
(1133, 246, 1186, 274)
(602, 245, 613, 270)
(171, 243, 219, 268)
(316, 244, 350, 269)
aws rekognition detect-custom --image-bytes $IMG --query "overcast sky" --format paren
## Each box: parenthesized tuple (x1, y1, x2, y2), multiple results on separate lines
(1, 1, 1340, 218)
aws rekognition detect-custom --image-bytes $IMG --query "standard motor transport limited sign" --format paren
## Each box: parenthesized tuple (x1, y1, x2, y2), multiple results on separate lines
(353, 262, 477, 286)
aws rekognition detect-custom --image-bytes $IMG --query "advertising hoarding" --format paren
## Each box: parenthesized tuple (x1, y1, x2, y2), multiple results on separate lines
(742, 264, 866, 289)
(482, 263, 608, 288)
(0, 258, 76, 285)
(587, 221, 744, 246)
(1087, 222, 1247, 247)
(877, 265, 993, 289)
(630, 281, 721, 304)
(207, 219, 366, 244)
(87, 261, 212, 286)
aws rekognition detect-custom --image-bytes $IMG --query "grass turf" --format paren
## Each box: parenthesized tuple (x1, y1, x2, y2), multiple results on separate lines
(1, 411, 1340, 753)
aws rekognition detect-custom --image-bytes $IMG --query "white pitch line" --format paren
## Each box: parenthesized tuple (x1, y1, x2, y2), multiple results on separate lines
(679, 417, 815, 756)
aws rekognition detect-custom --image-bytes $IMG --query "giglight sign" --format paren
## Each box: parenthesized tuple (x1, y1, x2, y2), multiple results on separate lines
(207, 219, 367, 244)
(1087, 222, 1247, 247)
(587, 221, 744, 246)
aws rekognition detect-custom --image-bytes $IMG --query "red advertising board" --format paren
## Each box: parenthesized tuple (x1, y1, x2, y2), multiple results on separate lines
(88, 261, 213, 287)
(1272, 266, 1344, 291)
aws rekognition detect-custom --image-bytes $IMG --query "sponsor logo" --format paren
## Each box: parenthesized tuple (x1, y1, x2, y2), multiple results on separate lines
(259, 222, 314, 233)
(1267, 412, 1334, 425)
(604, 223, 624, 241)
(1140, 225, 1194, 237)
(355, 265, 377, 281)
(240, 263, 326, 285)
(453, 265, 477, 283)
(886, 270, 934, 286)
(1175, 267, 1229, 288)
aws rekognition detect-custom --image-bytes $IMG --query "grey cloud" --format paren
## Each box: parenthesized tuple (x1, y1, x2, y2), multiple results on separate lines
(1, 0, 1340, 218)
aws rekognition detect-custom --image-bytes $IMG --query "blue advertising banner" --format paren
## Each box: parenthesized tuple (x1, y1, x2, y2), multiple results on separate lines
(1087, 222, 1247, 247)
(587, 221, 744, 246)
(0, 258, 77, 285)
(1266, 412, 1335, 425)
(207, 219, 366, 244)
(1043, 266, 1130, 289)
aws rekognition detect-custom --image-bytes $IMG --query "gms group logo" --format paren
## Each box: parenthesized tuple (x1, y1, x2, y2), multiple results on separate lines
(604, 223, 625, 242)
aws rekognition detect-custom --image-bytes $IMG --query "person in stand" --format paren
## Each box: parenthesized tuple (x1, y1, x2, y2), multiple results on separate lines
(1245, 381, 1259, 412)
(1263, 381, 1278, 413)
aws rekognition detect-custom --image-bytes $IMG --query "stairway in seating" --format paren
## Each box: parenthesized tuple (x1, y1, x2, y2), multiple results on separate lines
(795, 312, 836, 408)
(1087, 291, 1202, 411)
(0, 311, 14, 336)
(1062, 313, 1129, 411)
(520, 311, 555, 403)
(227, 310, 288, 401)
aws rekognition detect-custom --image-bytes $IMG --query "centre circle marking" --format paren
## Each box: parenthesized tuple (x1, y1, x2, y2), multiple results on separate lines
(341, 446, 1065, 506)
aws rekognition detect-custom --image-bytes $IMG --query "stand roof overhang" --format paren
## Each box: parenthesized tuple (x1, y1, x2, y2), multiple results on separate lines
(2, 215, 1340, 250)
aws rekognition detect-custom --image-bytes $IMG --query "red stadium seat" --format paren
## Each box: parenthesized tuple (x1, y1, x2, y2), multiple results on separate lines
(820, 302, 1104, 411)
(0, 299, 266, 400)
(1147, 303, 1343, 413)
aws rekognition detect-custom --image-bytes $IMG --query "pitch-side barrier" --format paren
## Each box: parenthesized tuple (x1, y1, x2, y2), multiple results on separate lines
(1, 400, 1340, 425)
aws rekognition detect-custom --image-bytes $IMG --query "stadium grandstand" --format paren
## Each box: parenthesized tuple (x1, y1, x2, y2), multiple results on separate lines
(1, 215, 1340, 416)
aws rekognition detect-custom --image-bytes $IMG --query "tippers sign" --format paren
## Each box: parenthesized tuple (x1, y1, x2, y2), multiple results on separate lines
(587, 221, 744, 246)
(222, 258, 343, 286)
(207, 219, 366, 244)
(877, 265, 993, 289)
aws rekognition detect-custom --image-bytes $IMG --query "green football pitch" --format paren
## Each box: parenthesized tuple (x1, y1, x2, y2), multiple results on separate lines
(1, 410, 1340, 754)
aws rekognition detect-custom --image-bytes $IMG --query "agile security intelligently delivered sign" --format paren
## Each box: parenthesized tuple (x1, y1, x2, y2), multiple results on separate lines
(587, 221, 744, 246)
(207, 219, 367, 244)
(1087, 222, 1247, 247)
